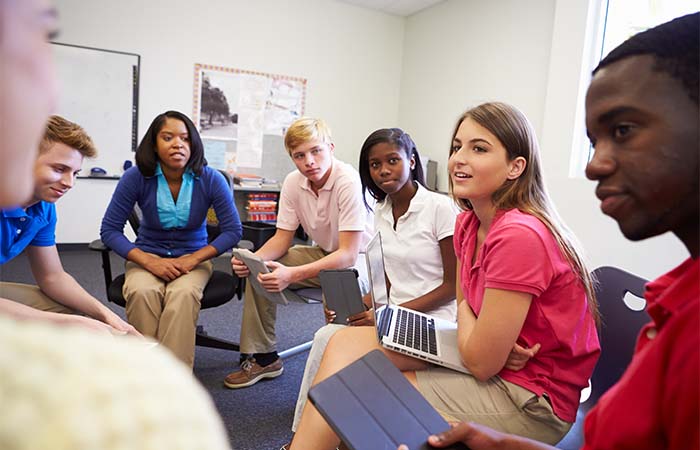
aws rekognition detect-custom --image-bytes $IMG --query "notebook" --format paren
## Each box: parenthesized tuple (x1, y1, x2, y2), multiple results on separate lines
(366, 232, 468, 373)
(308, 349, 469, 450)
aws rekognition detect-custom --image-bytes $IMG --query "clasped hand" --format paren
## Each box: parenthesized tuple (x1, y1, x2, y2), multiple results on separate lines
(145, 254, 199, 281)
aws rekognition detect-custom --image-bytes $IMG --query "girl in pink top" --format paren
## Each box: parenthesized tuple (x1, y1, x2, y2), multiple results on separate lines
(289, 103, 600, 449)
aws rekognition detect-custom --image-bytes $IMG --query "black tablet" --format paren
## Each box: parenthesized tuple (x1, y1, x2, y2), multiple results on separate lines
(319, 268, 366, 324)
(309, 350, 469, 450)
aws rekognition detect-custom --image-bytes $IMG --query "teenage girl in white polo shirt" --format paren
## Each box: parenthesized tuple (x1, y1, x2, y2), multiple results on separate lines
(288, 129, 458, 440)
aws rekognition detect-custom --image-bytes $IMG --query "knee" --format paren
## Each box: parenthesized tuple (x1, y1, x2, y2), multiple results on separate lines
(313, 324, 343, 344)
(167, 282, 205, 300)
(325, 326, 356, 354)
(123, 283, 163, 302)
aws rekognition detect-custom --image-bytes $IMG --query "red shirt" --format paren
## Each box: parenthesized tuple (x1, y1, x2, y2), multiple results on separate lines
(583, 257, 700, 450)
(454, 209, 600, 422)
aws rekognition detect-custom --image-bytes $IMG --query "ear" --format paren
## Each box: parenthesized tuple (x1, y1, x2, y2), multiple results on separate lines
(328, 142, 335, 153)
(409, 154, 416, 170)
(506, 156, 526, 180)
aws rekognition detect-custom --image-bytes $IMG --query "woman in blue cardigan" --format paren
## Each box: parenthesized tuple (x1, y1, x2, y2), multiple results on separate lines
(101, 111, 242, 367)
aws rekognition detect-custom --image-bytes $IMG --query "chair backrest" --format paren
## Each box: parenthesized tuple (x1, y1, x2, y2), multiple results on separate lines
(217, 168, 233, 190)
(128, 204, 143, 234)
(588, 266, 649, 404)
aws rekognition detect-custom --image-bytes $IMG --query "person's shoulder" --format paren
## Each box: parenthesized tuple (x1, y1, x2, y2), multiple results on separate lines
(29, 201, 55, 219)
(200, 166, 227, 183)
(283, 168, 304, 184)
(281, 169, 305, 193)
(121, 166, 145, 182)
(332, 159, 361, 183)
(496, 209, 548, 234)
(422, 186, 455, 208)
(455, 209, 476, 231)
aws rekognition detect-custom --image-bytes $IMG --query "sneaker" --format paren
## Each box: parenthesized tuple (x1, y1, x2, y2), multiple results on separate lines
(223, 357, 284, 389)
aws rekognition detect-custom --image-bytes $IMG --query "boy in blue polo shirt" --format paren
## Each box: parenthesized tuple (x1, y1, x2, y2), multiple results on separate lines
(0, 115, 138, 335)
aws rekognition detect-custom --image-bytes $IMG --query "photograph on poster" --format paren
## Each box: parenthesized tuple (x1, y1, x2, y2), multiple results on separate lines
(199, 71, 240, 141)
(194, 64, 306, 174)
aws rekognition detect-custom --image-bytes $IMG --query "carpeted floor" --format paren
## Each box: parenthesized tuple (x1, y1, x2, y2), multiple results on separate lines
(1, 246, 325, 450)
(1, 246, 585, 450)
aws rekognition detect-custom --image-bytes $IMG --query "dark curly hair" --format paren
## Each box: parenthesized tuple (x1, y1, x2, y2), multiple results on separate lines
(594, 12, 699, 104)
(358, 128, 425, 211)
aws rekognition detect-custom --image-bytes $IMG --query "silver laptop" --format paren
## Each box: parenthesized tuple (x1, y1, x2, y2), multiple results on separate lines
(365, 232, 468, 374)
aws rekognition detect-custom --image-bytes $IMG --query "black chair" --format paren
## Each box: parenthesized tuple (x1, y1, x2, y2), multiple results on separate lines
(90, 169, 251, 352)
(557, 265, 649, 449)
(587, 266, 649, 401)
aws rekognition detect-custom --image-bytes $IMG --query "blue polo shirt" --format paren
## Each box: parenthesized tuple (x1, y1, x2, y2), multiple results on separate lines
(0, 202, 57, 264)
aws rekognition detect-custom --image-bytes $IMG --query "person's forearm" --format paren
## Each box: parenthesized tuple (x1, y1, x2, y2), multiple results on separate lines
(126, 247, 158, 267)
(255, 233, 293, 262)
(35, 272, 114, 322)
(187, 245, 218, 264)
(0, 297, 67, 323)
(399, 283, 455, 313)
(457, 299, 477, 353)
(290, 248, 358, 283)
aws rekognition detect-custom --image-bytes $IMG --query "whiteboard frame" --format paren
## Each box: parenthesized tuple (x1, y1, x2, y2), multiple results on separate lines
(51, 42, 140, 175)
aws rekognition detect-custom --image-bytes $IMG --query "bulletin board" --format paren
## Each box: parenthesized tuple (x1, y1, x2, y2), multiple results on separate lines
(51, 42, 140, 177)
(192, 63, 307, 184)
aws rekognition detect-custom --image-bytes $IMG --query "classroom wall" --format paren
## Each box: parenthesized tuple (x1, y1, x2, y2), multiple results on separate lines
(397, 0, 687, 279)
(54, 0, 688, 280)
(53, 0, 405, 242)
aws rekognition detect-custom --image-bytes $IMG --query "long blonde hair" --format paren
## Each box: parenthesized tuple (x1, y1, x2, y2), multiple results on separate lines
(448, 102, 599, 321)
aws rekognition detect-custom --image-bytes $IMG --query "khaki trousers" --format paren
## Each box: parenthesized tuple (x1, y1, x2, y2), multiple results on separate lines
(240, 245, 328, 354)
(416, 366, 572, 445)
(0, 282, 76, 314)
(122, 260, 213, 367)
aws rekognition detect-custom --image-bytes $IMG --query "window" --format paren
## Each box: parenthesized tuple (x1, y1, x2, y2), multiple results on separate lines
(568, 0, 698, 178)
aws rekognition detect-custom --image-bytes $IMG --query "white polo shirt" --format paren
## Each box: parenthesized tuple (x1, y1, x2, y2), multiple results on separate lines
(277, 158, 373, 253)
(374, 183, 458, 321)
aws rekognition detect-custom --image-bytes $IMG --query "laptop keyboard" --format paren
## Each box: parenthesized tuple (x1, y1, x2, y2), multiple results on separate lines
(393, 309, 438, 355)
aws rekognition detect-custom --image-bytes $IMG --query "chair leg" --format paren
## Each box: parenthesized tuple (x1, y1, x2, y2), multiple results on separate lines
(278, 340, 312, 359)
(195, 325, 240, 352)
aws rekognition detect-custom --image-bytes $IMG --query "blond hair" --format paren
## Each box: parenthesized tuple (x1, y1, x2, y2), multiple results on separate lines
(39, 115, 97, 158)
(0, 317, 231, 450)
(449, 102, 599, 322)
(284, 117, 332, 154)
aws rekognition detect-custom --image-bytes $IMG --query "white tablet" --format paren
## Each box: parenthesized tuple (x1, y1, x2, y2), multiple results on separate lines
(231, 248, 289, 305)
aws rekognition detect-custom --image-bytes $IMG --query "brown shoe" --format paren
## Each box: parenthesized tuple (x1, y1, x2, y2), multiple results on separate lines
(223, 358, 284, 389)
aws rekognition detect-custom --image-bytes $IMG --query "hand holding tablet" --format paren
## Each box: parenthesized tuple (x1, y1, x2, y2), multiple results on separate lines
(231, 248, 290, 305)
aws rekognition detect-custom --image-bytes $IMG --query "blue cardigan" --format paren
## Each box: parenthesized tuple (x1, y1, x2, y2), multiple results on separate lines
(101, 166, 242, 258)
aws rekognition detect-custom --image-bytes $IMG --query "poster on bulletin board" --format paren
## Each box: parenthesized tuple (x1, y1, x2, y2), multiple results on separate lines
(192, 63, 306, 185)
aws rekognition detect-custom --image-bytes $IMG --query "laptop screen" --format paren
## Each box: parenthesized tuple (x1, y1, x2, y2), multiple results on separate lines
(365, 232, 389, 311)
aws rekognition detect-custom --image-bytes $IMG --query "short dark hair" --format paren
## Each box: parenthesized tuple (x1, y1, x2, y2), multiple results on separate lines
(594, 12, 699, 105)
(135, 111, 207, 177)
(358, 128, 425, 211)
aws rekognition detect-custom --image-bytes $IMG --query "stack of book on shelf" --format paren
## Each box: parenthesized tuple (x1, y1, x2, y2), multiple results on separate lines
(234, 173, 280, 189)
(246, 192, 278, 223)
(234, 173, 264, 188)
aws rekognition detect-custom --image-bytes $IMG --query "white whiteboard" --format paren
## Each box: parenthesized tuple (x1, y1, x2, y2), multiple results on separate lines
(51, 43, 139, 176)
